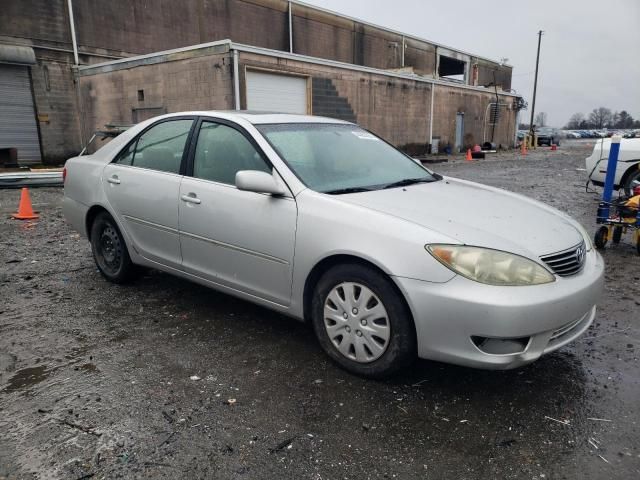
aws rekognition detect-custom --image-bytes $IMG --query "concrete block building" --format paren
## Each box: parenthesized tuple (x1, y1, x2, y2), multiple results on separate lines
(0, 0, 523, 165)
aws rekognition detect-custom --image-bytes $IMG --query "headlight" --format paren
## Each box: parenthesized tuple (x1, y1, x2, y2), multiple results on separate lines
(426, 244, 555, 286)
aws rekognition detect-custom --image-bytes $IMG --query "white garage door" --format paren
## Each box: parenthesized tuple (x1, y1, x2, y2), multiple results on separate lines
(0, 64, 41, 164)
(245, 71, 308, 114)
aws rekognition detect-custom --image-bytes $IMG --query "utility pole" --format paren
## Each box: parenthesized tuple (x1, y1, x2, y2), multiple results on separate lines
(528, 30, 543, 141)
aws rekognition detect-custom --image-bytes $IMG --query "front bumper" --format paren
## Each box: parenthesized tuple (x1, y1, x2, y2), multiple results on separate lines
(394, 250, 605, 369)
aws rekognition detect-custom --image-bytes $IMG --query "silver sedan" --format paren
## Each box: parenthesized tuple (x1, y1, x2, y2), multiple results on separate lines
(63, 112, 604, 378)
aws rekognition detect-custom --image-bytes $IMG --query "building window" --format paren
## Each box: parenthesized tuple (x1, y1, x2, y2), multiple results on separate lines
(438, 55, 466, 82)
(137, 89, 144, 101)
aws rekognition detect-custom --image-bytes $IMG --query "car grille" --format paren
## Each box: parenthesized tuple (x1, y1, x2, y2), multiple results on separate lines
(540, 242, 586, 277)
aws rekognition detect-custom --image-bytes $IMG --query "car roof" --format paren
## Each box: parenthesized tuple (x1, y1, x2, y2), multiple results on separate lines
(196, 110, 354, 125)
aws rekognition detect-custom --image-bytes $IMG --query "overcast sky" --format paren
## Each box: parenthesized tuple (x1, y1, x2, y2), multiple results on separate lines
(303, 0, 640, 127)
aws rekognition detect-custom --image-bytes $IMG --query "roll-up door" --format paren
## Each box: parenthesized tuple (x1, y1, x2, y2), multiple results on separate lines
(0, 64, 41, 165)
(245, 70, 308, 114)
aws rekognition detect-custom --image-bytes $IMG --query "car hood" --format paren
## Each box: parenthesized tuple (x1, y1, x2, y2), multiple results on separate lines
(338, 177, 584, 258)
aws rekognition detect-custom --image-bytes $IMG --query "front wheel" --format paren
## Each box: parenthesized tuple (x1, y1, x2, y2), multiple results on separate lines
(311, 263, 416, 378)
(90, 212, 136, 283)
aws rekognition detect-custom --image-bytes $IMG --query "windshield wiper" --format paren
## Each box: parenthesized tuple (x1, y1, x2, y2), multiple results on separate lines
(323, 187, 373, 195)
(382, 177, 434, 189)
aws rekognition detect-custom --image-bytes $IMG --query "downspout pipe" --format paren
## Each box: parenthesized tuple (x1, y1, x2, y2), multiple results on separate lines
(233, 49, 241, 111)
(429, 83, 434, 149)
(288, 1, 293, 53)
(66, 0, 79, 65)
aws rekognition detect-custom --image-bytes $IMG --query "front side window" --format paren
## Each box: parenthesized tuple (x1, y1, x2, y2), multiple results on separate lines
(257, 123, 438, 193)
(115, 119, 193, 174)
(193, 121, 271, 185)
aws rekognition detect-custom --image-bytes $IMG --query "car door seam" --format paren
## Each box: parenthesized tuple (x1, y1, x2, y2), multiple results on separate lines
(180, 230, 290, 265)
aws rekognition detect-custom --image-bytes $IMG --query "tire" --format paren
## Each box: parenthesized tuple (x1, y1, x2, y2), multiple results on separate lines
(622, 166, 640, 197)
(612, 226, 623, 244)
(310, 263, 417, 378)
(594, 226, 608, 250)
(90, 212, 136, 283)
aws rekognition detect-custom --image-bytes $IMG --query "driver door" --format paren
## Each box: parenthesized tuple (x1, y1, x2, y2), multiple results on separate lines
(178, 119, 297, 306)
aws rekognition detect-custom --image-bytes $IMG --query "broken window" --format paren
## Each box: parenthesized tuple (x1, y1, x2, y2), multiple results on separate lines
(438, 55, 466, 82)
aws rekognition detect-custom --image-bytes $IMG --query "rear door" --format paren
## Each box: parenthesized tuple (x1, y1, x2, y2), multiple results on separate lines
(178, 118, 297, 305)
(103, 117, 195, 269)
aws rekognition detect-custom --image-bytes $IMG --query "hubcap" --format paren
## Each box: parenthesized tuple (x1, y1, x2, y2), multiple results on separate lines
(323, 282, 390, 363)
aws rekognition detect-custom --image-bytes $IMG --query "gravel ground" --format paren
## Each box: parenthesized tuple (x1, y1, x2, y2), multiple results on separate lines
(0, 140, 638, 479)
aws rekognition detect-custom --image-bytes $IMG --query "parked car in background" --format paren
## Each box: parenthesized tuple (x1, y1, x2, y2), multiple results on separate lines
(564, 131, 582, 139)
(63, 111, 604, 378)
(586, 137, 640, 195)
(536, 127, 561, 146)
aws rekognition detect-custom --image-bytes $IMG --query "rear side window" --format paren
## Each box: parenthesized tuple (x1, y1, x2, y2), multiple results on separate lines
(115, 119, 193, 174)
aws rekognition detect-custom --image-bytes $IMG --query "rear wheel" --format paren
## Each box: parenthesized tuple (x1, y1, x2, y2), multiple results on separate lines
(594, 226, 608, 249)
(311, 263, 416, 378)
(90, 212, 136, 283)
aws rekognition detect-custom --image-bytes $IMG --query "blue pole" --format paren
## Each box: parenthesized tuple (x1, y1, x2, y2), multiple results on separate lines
(597, 135, 622, 222)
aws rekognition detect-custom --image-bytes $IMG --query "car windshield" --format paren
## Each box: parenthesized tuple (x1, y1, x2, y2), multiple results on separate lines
(256, 123, 438, 193)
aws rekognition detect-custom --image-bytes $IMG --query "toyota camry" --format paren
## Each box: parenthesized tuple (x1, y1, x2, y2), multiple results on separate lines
(63, 112, 604, 378)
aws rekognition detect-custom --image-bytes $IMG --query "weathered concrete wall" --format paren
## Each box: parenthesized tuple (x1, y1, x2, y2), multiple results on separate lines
(0, 1, 71, 46)
(239, 52, 517, 153)
(474, 58, 512, 90)
(1, 0, 514, 162)
(432, 86, 517, 149)
(79, 52, 233, 147)
(30, 53, 82, 163)
(79, 49, 517, 156)
(2, 0, 510, 87)
(238, 52, 431, 152)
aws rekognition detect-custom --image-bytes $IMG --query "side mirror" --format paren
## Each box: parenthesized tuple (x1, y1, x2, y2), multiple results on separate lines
(235, 170, 285, 196)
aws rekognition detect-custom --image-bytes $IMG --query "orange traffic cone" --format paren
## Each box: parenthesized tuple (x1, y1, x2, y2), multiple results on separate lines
(465, 149, 472, 161)
(12, 187, 39, 220)
(520, 142, 527, 156)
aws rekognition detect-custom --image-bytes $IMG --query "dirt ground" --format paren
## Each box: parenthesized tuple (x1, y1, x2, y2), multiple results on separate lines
(1, 140, 638, 479)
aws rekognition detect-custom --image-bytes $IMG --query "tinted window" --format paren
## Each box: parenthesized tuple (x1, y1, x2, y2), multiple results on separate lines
(115, 119, 193, 174)
(193, 121, 271, 185)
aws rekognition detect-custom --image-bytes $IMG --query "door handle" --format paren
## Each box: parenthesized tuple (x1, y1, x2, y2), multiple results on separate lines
(107, 175, 121, 185)
(181, 193, 201, 205)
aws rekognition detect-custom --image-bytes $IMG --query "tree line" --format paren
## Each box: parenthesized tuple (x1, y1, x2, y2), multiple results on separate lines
(565, 107, 640, 130)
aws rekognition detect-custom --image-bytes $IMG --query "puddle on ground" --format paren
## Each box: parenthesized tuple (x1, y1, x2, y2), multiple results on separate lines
(2, 365, 53, 393)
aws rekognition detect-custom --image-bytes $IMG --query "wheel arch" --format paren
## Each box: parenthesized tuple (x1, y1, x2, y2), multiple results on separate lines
(85, 204, 111, 240)
(302, 254, 415, 331)
(619, 161, 640, 190)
